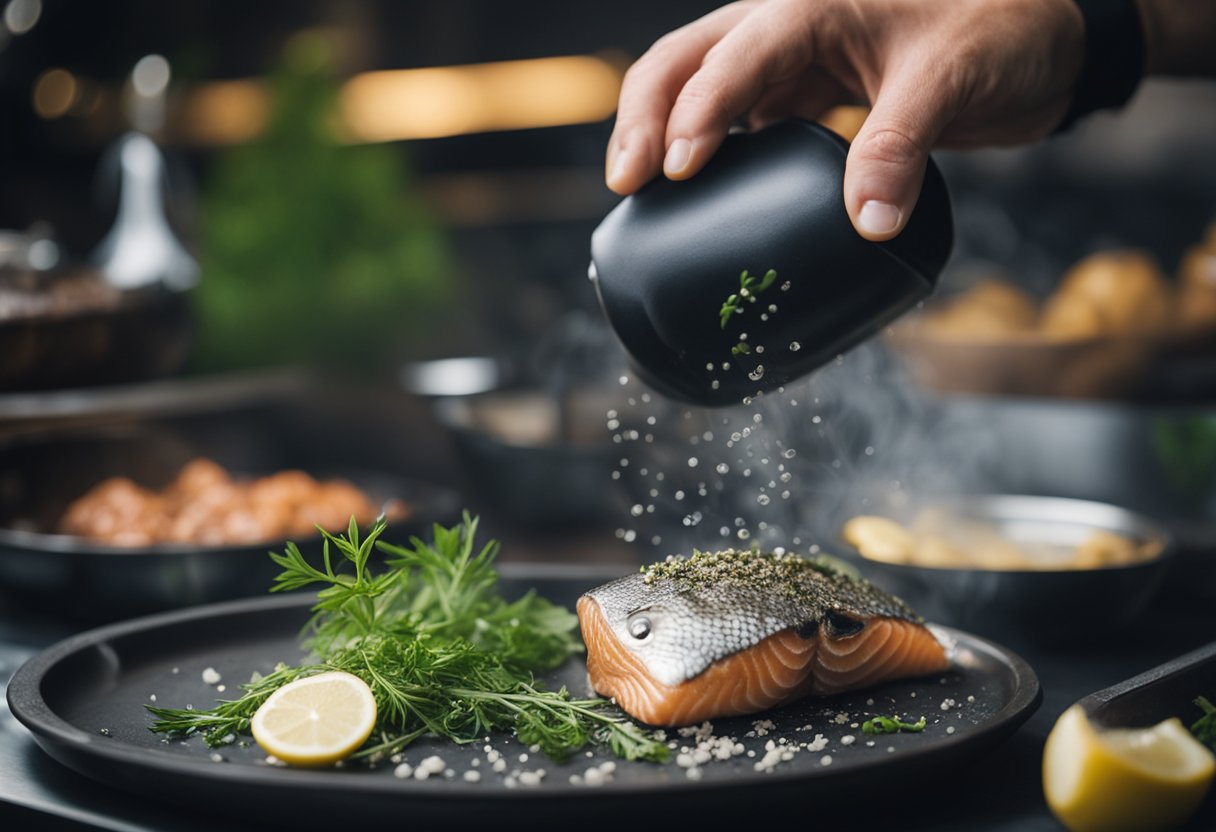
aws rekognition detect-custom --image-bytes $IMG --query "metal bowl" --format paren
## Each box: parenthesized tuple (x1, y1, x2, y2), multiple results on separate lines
(432, 387, 625, 529)
(837, 495, 1174, 649)
(0, 268, 193, 392)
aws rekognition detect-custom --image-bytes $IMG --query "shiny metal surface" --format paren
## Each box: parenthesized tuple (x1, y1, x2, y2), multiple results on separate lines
(841, 495, 1174, 649)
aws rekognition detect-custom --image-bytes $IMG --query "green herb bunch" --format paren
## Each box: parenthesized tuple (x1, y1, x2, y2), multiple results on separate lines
(147, 515, 667, 763)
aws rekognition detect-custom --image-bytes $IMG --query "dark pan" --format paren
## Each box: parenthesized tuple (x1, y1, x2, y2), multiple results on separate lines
(0, 425, 460, 621)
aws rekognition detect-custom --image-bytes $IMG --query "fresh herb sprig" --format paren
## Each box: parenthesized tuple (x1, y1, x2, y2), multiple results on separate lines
(1191, 695, 1216, 749)
(147, 515, 667, 764)
(719, 268, 778, 329)
(861, 714, 927, 735)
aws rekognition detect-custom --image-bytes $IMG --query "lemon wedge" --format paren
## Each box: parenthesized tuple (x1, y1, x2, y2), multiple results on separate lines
(1043, 704, 1215, 832)
(250, 671, 377, 766)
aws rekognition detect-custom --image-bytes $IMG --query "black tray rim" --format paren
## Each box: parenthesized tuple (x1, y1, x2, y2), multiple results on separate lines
(1078, 640, 1216, 713)
(7, 588, 1043, 803)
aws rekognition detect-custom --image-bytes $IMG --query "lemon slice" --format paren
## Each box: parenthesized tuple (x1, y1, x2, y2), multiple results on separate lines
(250, 671, 377, 766)
(1043, 704, 1215, 832)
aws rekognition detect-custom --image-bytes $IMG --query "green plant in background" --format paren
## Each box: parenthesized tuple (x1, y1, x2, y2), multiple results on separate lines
(193, 32, 453, 372)
(1152, 416, 1216, 509)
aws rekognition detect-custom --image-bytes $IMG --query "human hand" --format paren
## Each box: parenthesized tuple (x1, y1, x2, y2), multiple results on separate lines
(605, 0, 1086, 240)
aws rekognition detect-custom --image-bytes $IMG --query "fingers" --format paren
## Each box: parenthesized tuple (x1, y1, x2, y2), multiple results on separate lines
(606, 3, 755, 194)
(661, 0, 819, 182)
(843, 66, 959, 241)
(745, 68, 851, 130)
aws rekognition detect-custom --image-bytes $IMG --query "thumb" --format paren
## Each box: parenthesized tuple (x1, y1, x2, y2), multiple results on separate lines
(843, 75, 955, 241)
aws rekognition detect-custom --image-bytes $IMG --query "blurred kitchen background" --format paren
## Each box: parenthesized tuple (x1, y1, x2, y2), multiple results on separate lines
(2, 0, 1216, 604)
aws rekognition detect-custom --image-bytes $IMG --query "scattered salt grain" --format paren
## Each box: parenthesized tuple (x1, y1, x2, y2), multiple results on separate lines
(463, 770, 481, 783)
(805, 734, 828, 753)
(420, 756, 446, 775)
(841, 735, 856, 746)
(820, 755, 833, 767)
(209, 753, 224, 763)
(946, 726, 956, 735)
(201, 667, 221, 685)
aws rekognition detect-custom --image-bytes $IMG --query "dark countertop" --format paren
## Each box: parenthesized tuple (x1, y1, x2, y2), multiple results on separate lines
(2, 378, 1215, 829)
(2, 554, 1215, 832)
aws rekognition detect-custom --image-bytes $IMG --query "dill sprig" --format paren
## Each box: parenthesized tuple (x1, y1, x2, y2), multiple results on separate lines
(146, 514, 667, 764)
(146, 663, 318, 745)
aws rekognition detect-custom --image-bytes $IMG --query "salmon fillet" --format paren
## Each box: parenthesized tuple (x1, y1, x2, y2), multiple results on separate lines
(578, 594, 948, 727)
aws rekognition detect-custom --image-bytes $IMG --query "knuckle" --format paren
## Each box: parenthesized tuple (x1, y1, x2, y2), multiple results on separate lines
(674, 75, 735, 130)
(856, 127, 924, 168)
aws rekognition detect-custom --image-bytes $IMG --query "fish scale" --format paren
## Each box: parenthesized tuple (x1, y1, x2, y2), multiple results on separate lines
(582, 550, 925, 688)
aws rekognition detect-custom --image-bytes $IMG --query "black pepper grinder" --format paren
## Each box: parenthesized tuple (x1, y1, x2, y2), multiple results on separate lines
(589, 119, 953, 406)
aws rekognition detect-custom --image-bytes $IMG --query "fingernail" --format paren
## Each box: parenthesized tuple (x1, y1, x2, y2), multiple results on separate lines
(858, 201, 902, 236)
(664, 138, 692, 177)
(607, 145, 629, 189)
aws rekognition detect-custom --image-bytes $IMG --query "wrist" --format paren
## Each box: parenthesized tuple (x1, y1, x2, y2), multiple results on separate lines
(1056, 0, 1146, 131)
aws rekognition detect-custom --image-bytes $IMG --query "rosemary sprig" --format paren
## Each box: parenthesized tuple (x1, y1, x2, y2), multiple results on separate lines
(146, 514, 667, 764)
(146, 663, 318, 745)
(861, 714, 927, 734)
(719, 268, 778, 329)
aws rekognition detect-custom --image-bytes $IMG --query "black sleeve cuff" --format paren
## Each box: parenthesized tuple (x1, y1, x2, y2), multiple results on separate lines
(1055, 0, 1146, 133)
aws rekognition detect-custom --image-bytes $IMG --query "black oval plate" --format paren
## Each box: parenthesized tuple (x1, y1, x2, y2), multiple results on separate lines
(7, 576, 1040, 827)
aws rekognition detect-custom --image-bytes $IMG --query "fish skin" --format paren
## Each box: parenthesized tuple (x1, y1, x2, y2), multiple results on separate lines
(580, 550, 930, 688)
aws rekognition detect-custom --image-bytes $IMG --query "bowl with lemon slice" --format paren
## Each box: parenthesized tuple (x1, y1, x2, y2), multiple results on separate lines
(1043, 641, 1216, 832)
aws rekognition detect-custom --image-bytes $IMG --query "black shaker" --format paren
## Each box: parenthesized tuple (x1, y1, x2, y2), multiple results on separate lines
(589, 119, 953, 406)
